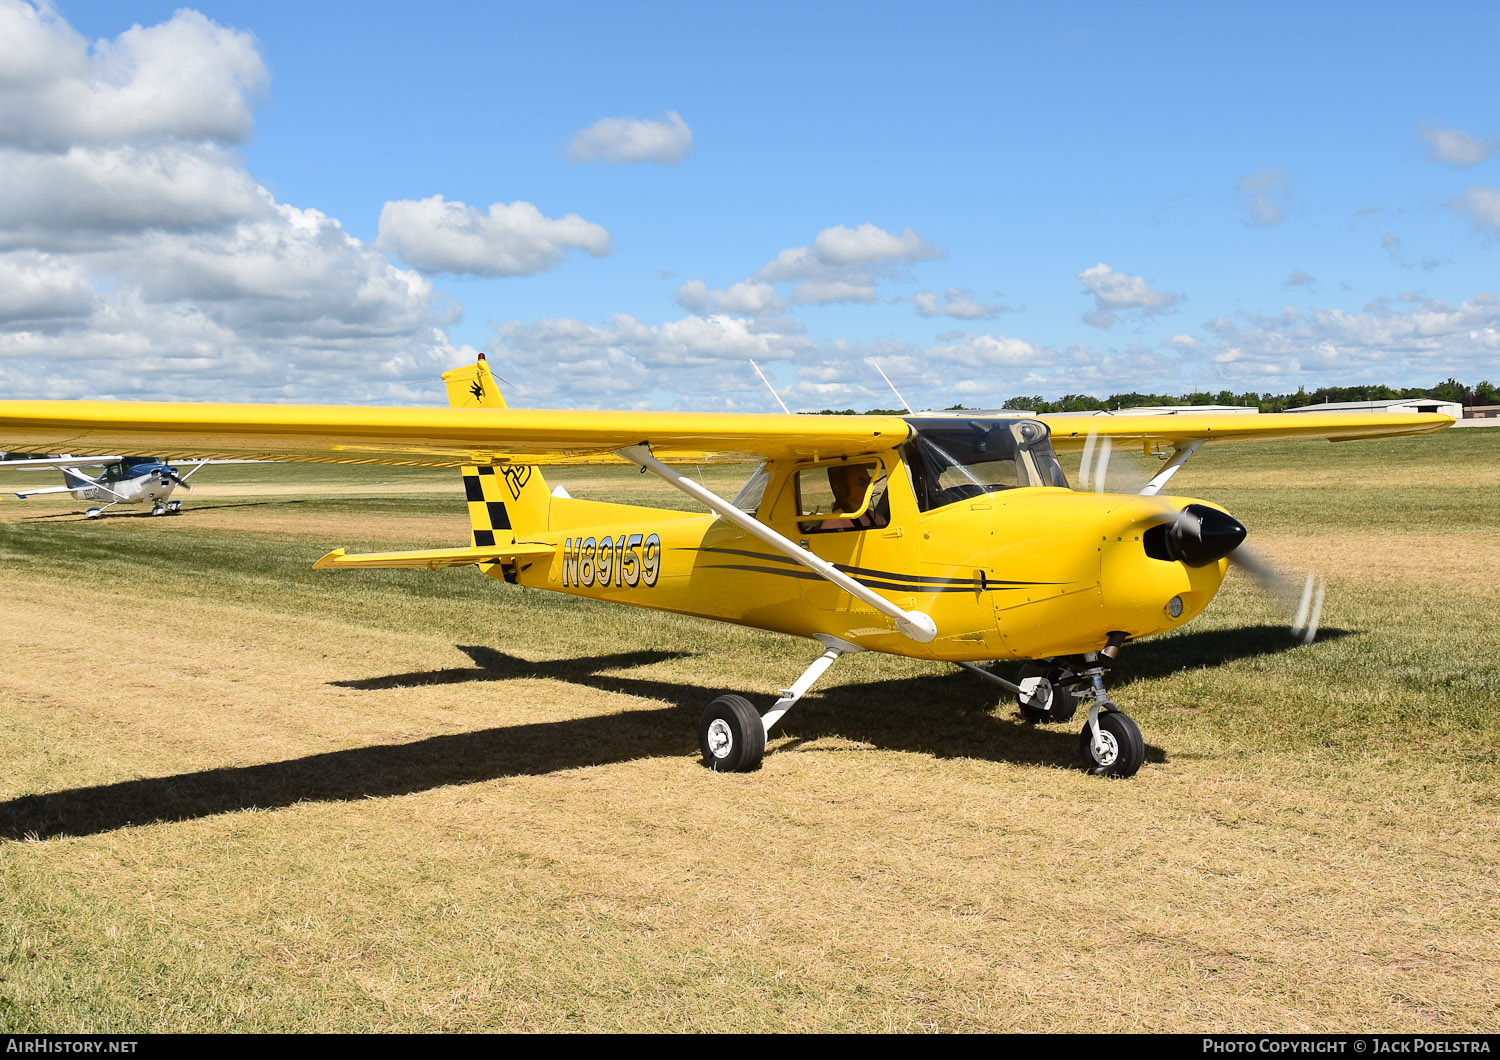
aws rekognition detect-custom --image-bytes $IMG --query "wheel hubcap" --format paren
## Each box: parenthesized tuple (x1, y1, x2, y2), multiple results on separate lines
(706, 718, 734, 759)
(1092, 730, 1119, 766)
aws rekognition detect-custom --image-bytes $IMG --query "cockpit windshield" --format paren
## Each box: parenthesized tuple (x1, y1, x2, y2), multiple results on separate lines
(903, 417, 1068, 511)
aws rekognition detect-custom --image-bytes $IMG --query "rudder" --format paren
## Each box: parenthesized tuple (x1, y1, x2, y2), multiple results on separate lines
(442, 355, 551, 545)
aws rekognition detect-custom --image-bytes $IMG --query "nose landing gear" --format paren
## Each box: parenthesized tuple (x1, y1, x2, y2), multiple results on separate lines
(1072, 643, 1145, 778)
(960, 634, 1147, 777)
(1079, 707, 1144, 778)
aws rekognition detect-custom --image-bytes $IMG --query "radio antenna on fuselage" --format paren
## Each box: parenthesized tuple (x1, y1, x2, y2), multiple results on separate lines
(749, 360, 791, 414)
(872, 361, 915, 415)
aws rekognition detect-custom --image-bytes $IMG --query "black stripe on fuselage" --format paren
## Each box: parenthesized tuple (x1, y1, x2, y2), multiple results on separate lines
(699, 563, 1031, 593)
(688, 545, 1062, 589)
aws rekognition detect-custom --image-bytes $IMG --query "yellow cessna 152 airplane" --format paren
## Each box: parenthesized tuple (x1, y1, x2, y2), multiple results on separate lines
(0, 356, 1452, 777)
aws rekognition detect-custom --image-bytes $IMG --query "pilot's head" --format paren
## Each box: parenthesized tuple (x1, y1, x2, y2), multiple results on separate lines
(827, 463, 874, 510)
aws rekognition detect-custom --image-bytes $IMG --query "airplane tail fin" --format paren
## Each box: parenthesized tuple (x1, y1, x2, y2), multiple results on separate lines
(441, 355, 551, 546)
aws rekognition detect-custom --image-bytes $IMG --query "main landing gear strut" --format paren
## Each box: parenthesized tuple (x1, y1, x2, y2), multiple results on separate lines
(699, 635, 859, 773)
(960, 632, 1145, 778)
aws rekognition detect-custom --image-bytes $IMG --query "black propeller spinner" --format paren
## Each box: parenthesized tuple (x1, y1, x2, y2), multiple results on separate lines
(1143, 503, 1247, 567)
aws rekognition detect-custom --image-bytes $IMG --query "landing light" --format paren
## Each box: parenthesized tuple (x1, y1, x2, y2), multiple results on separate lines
(1167, 595, 1184, 619)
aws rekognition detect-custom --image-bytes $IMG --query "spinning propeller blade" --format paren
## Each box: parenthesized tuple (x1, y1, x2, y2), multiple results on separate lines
(1227, 548, 1325, 644)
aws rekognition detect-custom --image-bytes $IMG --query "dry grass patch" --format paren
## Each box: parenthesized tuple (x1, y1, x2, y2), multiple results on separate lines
(1, 429, 1497, 1031)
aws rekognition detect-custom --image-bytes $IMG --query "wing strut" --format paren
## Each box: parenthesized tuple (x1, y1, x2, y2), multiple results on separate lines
(49, 467, 129, 501)
(615, 443, 938, 643)
(175, 460, 213, 482)
(1139, 440, 1205, 496)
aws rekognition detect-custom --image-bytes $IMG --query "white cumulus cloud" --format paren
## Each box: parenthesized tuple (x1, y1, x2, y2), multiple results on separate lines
(1236, 166, 1293, 227)
(0, 144, 266, 249)
(1200, 292, 1500, 386)
(0, 252, 97, 323)
(1422, 127, 1498, 168)
(756, 224, 940, 284)
(675, 279, 784, 316)
(811, 223, 939, 266)
(789, 280, 878, 305)
(1077, 263, 1179, 328)
(1450, 186, 1500, 237)
(0, 3, 475, 402)
(912, 287, 1012, 319)
(376, 195, 611, 277)
(487, 312, 810, 407)
(567, 110, 693, 165)
(0, 2, 267, 151)
(747, 222, 941, 307)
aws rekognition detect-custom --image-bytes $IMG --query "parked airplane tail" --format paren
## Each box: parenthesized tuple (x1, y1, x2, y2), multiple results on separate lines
(442, 355, 552, 546)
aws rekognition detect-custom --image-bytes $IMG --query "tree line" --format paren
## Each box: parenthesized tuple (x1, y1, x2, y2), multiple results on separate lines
(818, 377, 1498, 416)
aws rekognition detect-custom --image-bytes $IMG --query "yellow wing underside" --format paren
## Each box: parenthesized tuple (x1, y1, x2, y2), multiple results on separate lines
(1036, 411, 1454, 450)
(0, 402, 908, 466)
(0, 399, 1452, 468)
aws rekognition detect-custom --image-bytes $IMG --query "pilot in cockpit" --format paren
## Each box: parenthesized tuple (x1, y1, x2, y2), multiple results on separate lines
(819, 463, 888, 531)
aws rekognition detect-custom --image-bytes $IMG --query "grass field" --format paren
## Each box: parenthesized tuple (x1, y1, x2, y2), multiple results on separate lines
(0, 429, 1496, 1032)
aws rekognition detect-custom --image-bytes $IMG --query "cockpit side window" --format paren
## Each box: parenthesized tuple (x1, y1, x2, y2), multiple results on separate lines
(903, 418, 1067, 511)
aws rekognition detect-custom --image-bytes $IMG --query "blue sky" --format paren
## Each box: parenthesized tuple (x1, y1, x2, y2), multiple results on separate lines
(4, 1, 1498, 409)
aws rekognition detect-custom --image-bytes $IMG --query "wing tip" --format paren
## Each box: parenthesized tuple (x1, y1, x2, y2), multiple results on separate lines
(313, 548, 347, 570)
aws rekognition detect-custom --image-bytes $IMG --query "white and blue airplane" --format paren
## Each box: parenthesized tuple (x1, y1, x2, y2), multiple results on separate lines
(0, 455, 215, 518)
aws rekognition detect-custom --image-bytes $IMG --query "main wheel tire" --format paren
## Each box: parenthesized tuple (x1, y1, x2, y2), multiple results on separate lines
(1016, 661, 1082, 724)
(699, 694, 766, 773)
(1078, 709, 1145, 778)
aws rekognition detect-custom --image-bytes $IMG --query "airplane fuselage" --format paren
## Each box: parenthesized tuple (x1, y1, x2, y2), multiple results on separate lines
(490, 456, 1228, 663)
(64, 471, 177, 506)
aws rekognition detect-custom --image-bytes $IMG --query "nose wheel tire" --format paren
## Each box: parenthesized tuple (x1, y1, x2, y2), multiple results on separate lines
(700, 694, 766, 773)
(1016, 661, 1082, 724)
(1079, 709, 1145, 778)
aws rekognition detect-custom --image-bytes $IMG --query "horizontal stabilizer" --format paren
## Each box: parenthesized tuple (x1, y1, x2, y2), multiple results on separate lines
(14, 485, 80, 499)
(313, 542, 555, 570)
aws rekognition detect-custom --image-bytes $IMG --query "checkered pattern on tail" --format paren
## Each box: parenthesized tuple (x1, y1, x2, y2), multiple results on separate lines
(441, 355, 552, 544)
(462, 465, 514, 547)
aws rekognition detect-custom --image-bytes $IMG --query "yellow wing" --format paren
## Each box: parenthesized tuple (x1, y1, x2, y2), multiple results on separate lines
(0, 400, 909, 467)
(1037, 410, 1453, 450)
(0, 390, 1451, 470)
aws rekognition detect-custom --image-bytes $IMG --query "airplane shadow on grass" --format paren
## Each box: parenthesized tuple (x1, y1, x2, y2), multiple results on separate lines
(0, 624, 1354, 840)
